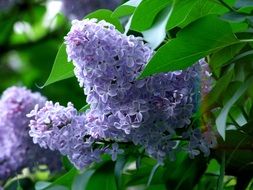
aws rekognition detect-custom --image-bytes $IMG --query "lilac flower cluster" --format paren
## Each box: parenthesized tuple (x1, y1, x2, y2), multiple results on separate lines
(182, 127, 217, 159)
(28, 19, 215, 169)
(66, 19, 215, 161)
(61, 0, 121, 20)
(28, 101, 123, 169)
(0, 86, 60, 180)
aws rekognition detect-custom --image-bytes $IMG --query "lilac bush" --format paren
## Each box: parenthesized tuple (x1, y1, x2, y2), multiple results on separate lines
(28, 19, 216, 169)
(0, 86, 60, 180)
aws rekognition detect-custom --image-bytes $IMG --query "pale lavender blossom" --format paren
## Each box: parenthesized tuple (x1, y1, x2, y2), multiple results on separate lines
(0, 86, 46, 126)
(0, 123, 23, 179)
(182, 126, 217, 159)
(29, 19, 216, 169)
(106, 143, 124, 161)
(27, 101, 105, 169)
(64, 19, 213, 163)
(0, 86, 60, 180)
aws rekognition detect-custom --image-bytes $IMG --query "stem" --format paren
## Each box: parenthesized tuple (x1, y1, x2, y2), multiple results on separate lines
(231, 50, 253, 63)
(217, 151, 225, 190)
(147, 163, 160, 187)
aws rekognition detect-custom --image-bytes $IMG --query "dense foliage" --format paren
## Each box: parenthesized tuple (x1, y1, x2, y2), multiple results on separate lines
(0, 0, 253, 190)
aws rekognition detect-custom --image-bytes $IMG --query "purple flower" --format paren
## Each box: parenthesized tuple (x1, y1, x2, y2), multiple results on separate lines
(27, 101, 106, 169)
(27, 101, 80, 148)
(0, 86, 60, 180)
(64, 19, 214, 163)
(30, 19, 215, 169)
(106, 143, 124, 161)
(182, 127, 217, 158)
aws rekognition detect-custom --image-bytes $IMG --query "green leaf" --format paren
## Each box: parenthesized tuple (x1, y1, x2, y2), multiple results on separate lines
(206, 159, 220, 175)
(72, 169, 96, 190)
(17, 180, 23, 190)
(166, 0, 228, 30)
(221, 12, 251, 23)
(216, 130, 253, 174)
(35, 182, 52, 190)
(147, 184, 167, 190)
(217, 152, 225, 190)
(194, 175, 218, 190)
(4, 178, 33, 190)
(86, 162, 117, 190)
(17, 186, 23, 190)
(143, 5, 173, 49)
(244, 97, 252, 116)
(216, 76, 253, 140)
(240, 120, 253, 135)
(85, 9, 124, 32)
(61, 156, 74, 171)
(114, 156, 127, 189)
(125, 157, 164, 186)
(130, 0, 171, 31)
(235, 0, 253, 8)
(45, 186, 68, 190)
(230, 106, 247, 126)
(42, 43, 74, 87)
(246, 178, 253, 190)
(232, 50, 253, 63)
(209, 43, 245, 72)
(112, 5, 135, 18)
(112, 0, 142, 18)
(140, 15, 238, 78)
(42, 168, 78, 190)
(164, 152, 207, 190)
(231, 23, 249, 33)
